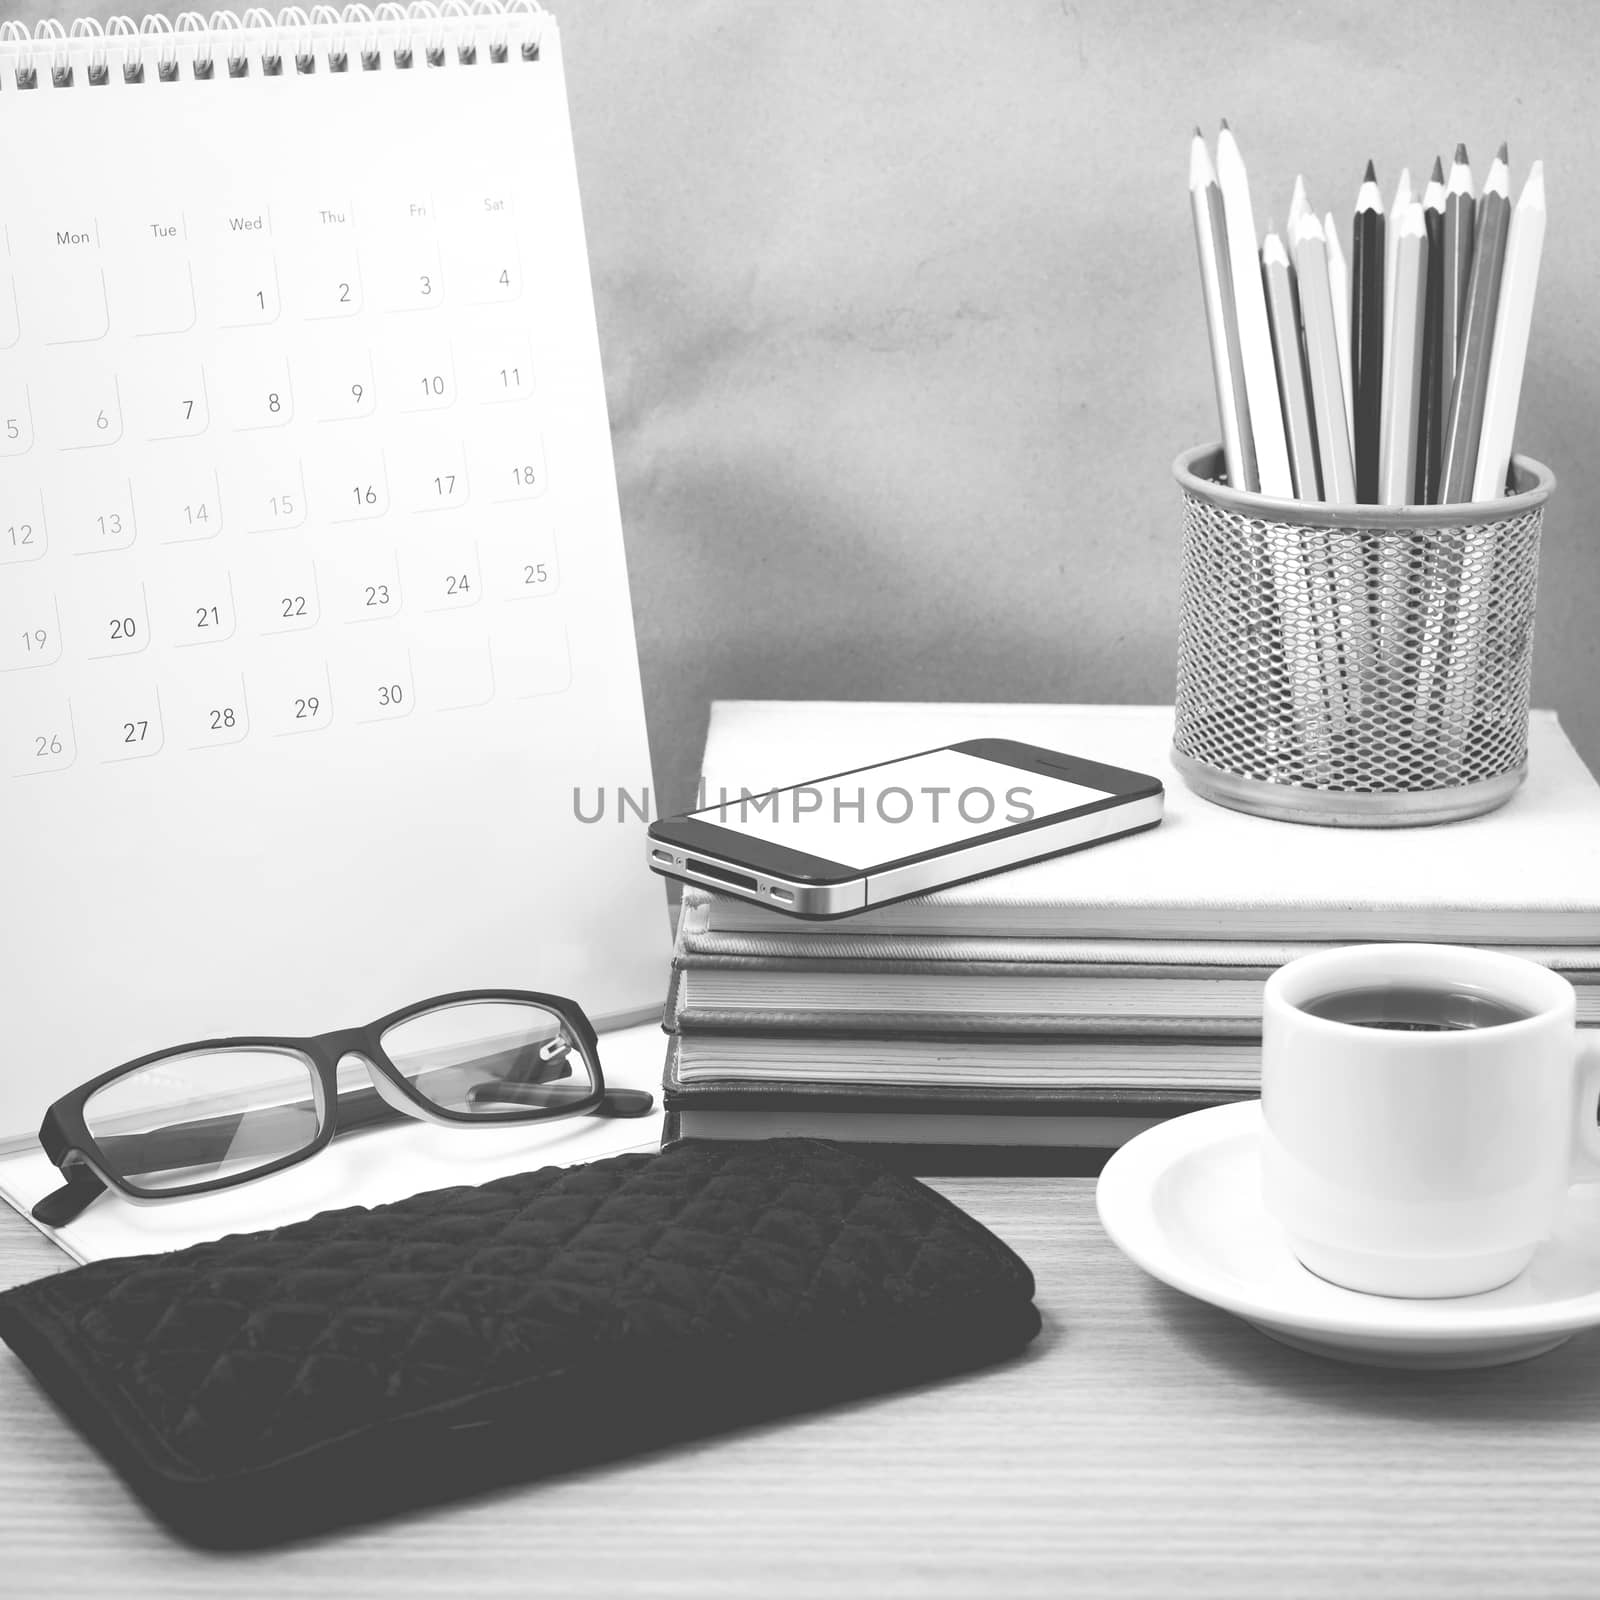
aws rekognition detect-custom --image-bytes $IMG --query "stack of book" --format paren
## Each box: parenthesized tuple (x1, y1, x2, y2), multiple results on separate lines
(661, 703, 1600, 1171)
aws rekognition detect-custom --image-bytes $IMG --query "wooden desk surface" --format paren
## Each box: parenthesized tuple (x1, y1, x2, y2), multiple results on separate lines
(3, 1178, 1600, 1598)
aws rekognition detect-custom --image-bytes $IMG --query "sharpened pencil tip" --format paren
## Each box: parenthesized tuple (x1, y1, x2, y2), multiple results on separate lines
(1363, 159, 1376, 181)
(1194, 125, 1203, 138)
(1220, 117, 1231, 131)
(1497, 141, 1509, 162)
(1431, 155, 1444, 181)
(1455, 142, 1469, 164)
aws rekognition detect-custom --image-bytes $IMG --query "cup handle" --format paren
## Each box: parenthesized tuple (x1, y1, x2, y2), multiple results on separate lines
(1573, 1033, 1600, 1182)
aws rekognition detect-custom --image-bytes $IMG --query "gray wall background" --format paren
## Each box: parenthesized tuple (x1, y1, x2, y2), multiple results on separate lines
(23, 0, 1599, 813)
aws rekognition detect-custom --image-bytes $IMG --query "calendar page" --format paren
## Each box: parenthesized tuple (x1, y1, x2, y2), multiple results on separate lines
(0, 7, 669, 1143)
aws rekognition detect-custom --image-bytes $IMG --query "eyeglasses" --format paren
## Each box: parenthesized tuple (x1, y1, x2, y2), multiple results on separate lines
(32, 990, 654, 1227)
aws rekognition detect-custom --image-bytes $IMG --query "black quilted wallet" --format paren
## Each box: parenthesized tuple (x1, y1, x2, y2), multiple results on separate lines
(0, 1138, 1040, 1547)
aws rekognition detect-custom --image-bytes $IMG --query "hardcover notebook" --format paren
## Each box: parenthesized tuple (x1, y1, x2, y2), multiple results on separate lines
(666, 949, 1600, 1034)
(0, 6, 668, 1142)
(659, 1035, 1250, 1164)
(687, 704, 1600, 941)
(659, 1029, 1258, 1167)
(666, 1032, 1262, 1091)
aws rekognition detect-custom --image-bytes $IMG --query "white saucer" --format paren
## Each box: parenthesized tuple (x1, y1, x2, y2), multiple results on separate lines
(1096, 1100, 1600, 1369)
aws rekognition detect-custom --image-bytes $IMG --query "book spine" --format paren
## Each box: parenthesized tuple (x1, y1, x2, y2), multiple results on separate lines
(673, 951, 1279, 980)
(677, 929, 1332, 966)
(661, 1080, 1250, 1116)
(670, 1005, 1261, 1038)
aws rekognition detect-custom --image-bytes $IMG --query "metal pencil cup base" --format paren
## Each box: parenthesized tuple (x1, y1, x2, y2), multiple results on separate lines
(1171, 446, 1555, 828)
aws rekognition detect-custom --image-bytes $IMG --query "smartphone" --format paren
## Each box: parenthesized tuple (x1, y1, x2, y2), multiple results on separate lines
(646, 738, 1163, 919)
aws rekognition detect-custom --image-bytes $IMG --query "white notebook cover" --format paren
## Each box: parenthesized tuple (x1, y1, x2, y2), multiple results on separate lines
(689, 703, 1600, 941)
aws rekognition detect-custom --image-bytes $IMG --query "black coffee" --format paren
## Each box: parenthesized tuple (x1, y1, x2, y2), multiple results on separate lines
(1300, 984, 1534, 1033)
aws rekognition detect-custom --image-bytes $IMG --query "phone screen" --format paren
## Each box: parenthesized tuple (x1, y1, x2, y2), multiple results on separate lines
(688, 748, 1112, 869)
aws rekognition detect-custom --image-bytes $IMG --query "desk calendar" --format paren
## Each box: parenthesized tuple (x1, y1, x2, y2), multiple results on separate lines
(0, 5, 668, 1142)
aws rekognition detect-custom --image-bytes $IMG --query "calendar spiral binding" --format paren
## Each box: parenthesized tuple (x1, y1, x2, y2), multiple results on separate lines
(0, 1, 545, 89)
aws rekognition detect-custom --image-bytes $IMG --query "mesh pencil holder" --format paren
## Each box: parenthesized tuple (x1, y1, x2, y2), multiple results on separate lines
(1171, 445, 1556, 827)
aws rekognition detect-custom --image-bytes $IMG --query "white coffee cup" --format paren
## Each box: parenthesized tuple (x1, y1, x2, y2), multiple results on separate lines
(1261, 943, 1600, 1298)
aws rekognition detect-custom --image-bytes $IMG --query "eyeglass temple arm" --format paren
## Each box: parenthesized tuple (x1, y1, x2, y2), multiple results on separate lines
(459, 1038, 652, 1116)
(465, 1081, 655, 1116)
(596, 1086, 654, 1117)
(32, 1162, 107, 1227)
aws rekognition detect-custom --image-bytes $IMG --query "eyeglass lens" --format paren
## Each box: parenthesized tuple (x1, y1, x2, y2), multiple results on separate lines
(82, 1046, 323, 1191)
(379, 999, 596, 1115)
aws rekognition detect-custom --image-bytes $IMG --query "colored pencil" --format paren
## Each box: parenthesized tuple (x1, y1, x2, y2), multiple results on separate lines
(1324, 212, 1354, 446)
(1292, 212, 1356, 505)
(1379, 166, 1412, 470)
(1379, 203, 1428, 507)
(1441, 145, 1476, 410)
(1262, 224, 1321, 499)
(1472, 160, 1546, 501)
(1351, 162, 1385, 502)
(1415, 158, 1446, 502)
(1216, 122, 1293, 497)
(1287, 174, 1311, 242)
(1189, 130, 1255, 491)
(1440, 146, 1511, 502)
